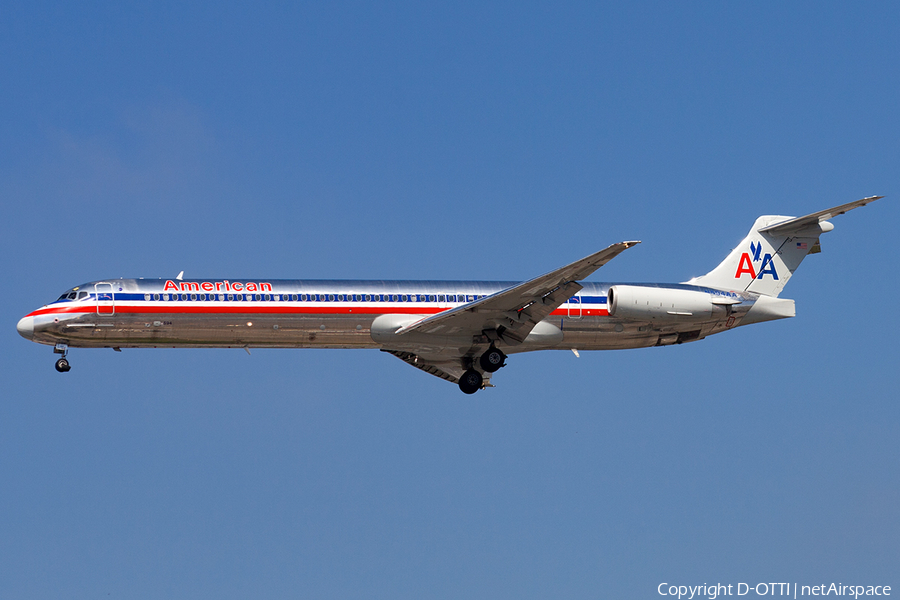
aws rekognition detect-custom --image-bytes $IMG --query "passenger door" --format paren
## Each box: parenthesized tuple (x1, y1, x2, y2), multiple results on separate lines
(95, 282, 115, 315)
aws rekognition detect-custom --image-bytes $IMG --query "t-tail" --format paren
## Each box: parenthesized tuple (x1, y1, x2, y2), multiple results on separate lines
(687, 196, 884, 297)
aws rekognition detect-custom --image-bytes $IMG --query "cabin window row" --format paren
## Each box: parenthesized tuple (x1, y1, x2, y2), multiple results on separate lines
(60, 291, 491, 303)
(143, 293, 487, 302)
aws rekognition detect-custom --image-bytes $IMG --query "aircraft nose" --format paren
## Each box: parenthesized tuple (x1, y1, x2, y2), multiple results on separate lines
(17, 316, 34, 340)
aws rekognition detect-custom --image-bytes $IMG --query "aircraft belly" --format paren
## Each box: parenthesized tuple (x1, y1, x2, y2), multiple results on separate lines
(554, 315, 723, 351)
(36, 309, 725, 353)
(51, 312, 380, 349)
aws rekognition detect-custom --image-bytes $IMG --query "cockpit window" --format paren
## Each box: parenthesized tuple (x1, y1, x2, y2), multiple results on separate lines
(77, 291, 89, 300)
(67, 292, 77, 300)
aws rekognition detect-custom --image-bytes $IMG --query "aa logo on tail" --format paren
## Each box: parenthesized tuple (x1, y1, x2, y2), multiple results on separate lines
(735, 241, 778, 280)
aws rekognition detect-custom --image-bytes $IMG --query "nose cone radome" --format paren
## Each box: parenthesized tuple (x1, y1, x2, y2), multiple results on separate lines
(17, 316, 34, 340)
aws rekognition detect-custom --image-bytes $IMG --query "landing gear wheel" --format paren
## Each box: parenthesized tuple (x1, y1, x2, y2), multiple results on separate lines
(479, 347, 506, 373)
(458, 369, 483, 394)
(55, 358, 71, 373)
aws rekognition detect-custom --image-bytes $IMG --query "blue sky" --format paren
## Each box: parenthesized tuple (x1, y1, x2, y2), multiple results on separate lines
(2, 2, 898, 598)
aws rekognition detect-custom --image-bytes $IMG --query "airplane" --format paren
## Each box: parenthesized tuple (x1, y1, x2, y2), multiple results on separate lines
(16, 195, 884, 394)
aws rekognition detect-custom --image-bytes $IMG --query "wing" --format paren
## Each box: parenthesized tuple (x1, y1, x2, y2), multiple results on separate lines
(394, 241, 640, 345)
(381, 349, 493, 387)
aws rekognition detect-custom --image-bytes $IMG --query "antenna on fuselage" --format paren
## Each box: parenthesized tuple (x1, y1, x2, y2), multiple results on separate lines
(176, 271, 184, 280)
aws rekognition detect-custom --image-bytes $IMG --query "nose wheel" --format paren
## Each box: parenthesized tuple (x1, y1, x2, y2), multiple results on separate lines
(53, 343, 70, 372)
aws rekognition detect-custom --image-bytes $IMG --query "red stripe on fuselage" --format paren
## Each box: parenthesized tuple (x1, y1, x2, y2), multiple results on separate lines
(27, 304, 609, 318)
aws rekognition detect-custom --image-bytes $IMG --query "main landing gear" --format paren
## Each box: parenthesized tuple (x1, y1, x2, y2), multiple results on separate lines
(479, 346, 506, 373)
(54, 343, 71, 373)
(458, 346, 508, 394)
(458, 369, 483, 395)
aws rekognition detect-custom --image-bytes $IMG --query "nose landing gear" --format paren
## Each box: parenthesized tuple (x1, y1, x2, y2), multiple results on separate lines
(53, 343, 71, 372)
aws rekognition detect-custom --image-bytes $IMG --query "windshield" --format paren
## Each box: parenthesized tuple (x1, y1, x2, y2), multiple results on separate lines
(56, 290, 90, 302)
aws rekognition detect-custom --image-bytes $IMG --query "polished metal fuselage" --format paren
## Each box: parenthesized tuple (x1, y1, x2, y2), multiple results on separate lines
(22, 278, 760, 360)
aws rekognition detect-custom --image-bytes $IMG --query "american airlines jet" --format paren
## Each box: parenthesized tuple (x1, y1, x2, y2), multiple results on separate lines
(17, 196, 883, 394)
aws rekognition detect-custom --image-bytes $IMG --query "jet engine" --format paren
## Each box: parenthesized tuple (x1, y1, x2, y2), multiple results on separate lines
(607, 285, 734, 321)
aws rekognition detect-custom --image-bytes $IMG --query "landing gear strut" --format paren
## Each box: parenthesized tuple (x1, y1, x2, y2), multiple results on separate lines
(458, 369, 483, 395)
(479, 346, 506, 373)
(53, 343, 70, 373)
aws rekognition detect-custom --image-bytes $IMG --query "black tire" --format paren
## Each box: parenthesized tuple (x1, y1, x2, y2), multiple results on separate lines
(55, 358, 70, 373)
(479, 347, 506, 373)
(458, 369, 483, 394)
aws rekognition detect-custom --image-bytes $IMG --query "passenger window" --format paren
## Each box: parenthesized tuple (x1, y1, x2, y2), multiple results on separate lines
(438, 295, 445, 302)
(144, 294, 151, 301)
(191, 293, 198, 301)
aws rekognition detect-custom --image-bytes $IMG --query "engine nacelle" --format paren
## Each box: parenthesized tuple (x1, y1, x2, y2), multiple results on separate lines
(607, 285, 727, 321)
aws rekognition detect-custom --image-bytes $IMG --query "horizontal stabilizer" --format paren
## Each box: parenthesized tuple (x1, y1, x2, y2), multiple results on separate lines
(760, 195, 883, 235)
